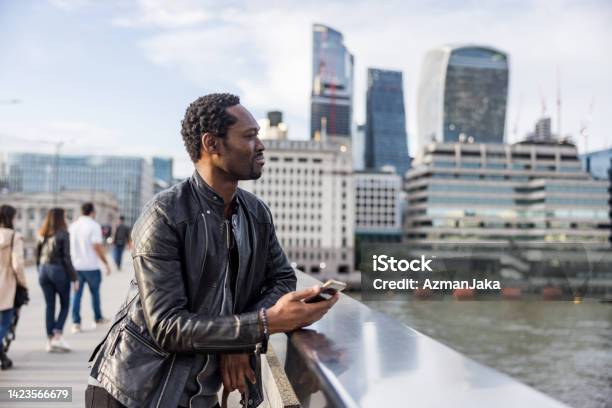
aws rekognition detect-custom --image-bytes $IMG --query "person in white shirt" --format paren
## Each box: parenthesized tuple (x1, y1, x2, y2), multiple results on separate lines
(69, 203, 111, 333)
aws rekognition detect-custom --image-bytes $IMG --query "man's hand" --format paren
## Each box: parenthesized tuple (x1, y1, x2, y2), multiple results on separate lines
(219, 353, 255, 394)
(266, 286, 339, 334)
(93, 243, 111, 275)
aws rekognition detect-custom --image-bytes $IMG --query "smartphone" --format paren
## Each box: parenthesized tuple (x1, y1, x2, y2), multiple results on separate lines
(304, 279, 347, 303)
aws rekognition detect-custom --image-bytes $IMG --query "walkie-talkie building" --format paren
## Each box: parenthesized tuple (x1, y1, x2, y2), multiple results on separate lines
(417, 45, 509, 148)
(311, 24, 354, 140)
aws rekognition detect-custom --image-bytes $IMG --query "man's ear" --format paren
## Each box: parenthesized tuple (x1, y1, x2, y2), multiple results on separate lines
(201, 132, 220, 155)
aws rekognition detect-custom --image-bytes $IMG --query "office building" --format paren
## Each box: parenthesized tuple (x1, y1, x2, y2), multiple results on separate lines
(259, 111, 288, 140)
(582, 148, 612, 180)
(355, 170, 402, 238)
(525, 117, 555, 142)
(404, 140, 610, 283)
(240, 138, 355, 278)
(352, 123, 365, 171)
(153, 157, 174, 194)
(0, 191, 118, 261)
(2, 153, 153, 225)
(311, 24, 354, 140)
(417, 45, 509, 148)
(365, 68, 410, 175)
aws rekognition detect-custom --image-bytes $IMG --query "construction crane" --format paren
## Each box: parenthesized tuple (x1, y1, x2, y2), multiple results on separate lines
(538, 85, 547, 117)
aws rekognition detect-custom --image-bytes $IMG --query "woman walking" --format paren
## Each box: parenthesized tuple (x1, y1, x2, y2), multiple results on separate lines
(36, 208, 78, 352)
(0, 205, 27, 369)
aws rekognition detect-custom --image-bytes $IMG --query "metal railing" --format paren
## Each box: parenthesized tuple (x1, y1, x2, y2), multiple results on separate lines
(262, 271, 568, 408)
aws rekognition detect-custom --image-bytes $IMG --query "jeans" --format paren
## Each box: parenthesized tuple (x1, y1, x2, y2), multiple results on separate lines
(85, 386, 126, 408)
(72, 270, 103, 324)
(38, 264, 71, 337)
(112, 245, 125, 269)
(84, 385, 222, 408)
(0, 308, 15, 342)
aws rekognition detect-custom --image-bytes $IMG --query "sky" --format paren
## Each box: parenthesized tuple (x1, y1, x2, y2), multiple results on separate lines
(1, 0, 611, 177)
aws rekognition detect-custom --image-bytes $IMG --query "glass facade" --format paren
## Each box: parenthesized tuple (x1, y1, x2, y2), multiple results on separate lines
(310, 24, 353, 139)
(405, 142, 611, 249)
(4, 153, 153, 226)
(581, 148, 612, 180)
(152, 157, 173, 185)
(365, 69, 410, 175)
(417, 45, 509, 147)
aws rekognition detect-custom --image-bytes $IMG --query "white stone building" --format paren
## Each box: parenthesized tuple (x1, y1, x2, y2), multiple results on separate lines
(240, 137, 354, 278)
(0, 191, 119, 261)
(354, 170, 402, 237)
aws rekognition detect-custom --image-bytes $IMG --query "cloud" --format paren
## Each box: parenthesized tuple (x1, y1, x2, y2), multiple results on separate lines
(0, 120, 124, 154)
(47, 0, 95, 11)
(137, 6, 313, 132)
(45, 0, 612, 157)
(111, 0, 211, 28)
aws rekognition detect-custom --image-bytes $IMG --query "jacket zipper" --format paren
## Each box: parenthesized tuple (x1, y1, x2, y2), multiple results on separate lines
(124, 324, 169, 358)
(109, 325, 124, 356)
(200, 213, 208, 277)
(221, 220, 231, 312)
(155, 353, 176, 408)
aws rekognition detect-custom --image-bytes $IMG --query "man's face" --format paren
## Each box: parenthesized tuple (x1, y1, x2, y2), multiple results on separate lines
(213, 104, 266, 180)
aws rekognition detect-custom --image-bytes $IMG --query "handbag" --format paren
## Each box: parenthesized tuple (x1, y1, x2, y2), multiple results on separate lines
(6, 232, 29, 308)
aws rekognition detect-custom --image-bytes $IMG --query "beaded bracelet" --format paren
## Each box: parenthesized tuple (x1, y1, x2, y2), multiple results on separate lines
(259, 308, 269, 353)
(259, 308, 269, 338)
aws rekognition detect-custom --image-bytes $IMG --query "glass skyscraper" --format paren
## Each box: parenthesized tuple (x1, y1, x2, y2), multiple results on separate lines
(311, 24, 354, 139)
(152, 157, 173, 184)
(365, 68, 410, 175)
(417, 45, 509, 148)
(581, 148, 612, 180)
(3, 153, 153, 226)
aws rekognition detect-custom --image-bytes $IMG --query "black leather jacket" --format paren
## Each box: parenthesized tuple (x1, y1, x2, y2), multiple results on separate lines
(36, 230, 77, 281)
(89, 172, 296, 407)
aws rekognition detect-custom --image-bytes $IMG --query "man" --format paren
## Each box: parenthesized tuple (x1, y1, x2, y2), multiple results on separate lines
(86, 94, 338, 408)
(69, 202, 111, 333)
(111, 216, 131, 271)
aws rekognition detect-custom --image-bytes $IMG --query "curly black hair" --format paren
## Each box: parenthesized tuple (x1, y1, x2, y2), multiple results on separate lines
(181, 93, 240, 162)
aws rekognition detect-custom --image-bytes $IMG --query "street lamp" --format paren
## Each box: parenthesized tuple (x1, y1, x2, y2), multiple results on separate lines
(0, 99, 22, 105)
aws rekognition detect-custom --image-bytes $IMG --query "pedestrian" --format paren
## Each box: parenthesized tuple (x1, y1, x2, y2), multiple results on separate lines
(69, 203, 111, 334)
(0, 205, 27, 368)
(87, 93, 338, 407)
(111, 216, 131, 271)
(36, 208, 77, 353)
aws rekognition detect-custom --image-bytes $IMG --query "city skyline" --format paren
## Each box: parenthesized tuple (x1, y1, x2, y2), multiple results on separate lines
(1, 1, 611, 177)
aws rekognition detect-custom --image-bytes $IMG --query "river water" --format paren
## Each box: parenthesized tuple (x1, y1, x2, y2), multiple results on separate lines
(351, 296, 612, 408)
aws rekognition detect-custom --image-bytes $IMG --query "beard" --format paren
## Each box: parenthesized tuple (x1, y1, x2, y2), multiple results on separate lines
(248, 163, 263, 180)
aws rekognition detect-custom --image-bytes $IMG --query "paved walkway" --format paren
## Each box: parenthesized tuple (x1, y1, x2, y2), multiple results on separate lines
(0, 251, 133, 407)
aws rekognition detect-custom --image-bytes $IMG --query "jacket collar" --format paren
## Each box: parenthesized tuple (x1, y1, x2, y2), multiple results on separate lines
(190, 170, 240, 215)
